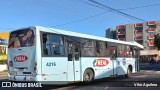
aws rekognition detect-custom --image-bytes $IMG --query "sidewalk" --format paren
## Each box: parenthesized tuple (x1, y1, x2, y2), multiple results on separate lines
(0, 70, 7, 76)
(139, 63, 149, 65)
(140, 63, 160, 71)
(140, 63, 160, 66)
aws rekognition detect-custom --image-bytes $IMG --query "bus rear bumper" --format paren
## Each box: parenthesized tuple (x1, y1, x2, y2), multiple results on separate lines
(7, 74, 71, 85)
(7, 74, 42, 82)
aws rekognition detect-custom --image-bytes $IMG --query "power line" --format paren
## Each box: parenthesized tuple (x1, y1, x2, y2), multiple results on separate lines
(119, 3, 160, 10)
(52, 0, 152, 27)
(35, 0, 112, 27)
(36, 0, 84, 17)
(78, 0, 106, 10)
(37, 0, 158, 27)
(37, 0, 62, 10)
(1, 1, 158, 30)
(81, 0, 160, 11)
(52, 11, 108, 27)
(88, 0, 146, 22)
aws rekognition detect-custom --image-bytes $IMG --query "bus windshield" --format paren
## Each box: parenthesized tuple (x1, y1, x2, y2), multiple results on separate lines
(8, 28, 35, 48)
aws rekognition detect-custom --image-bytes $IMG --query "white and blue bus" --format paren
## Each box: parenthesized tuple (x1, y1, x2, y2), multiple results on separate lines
(7, 26, 143, 84)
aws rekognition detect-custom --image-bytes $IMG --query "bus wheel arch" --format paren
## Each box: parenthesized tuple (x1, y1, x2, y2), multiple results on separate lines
(83, 68, 95, 83)
(125, 65, 132, 78)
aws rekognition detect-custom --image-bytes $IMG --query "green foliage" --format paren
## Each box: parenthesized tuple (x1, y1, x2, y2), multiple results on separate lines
(154, 34, 160, 51)
(0, 60, 7, 64)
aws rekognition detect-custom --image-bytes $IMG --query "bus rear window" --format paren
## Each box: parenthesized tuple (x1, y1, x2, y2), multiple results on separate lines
(8, 28, 35, 48)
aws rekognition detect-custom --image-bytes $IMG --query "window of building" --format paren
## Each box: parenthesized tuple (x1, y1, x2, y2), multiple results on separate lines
(136, 40, 143, 45)
(150, 40, 154, 42)
(149, 32, 156, 35)
(118, 28, 125, 32)
(135, 33, 143, 37)
(149, 46, 156, 50)
(113, 31, 117, 39)
(148, 25, 156, 28)
(135, 27, 143, 30)
(42, 33, 65, 56)
(118, 35, 125, 38)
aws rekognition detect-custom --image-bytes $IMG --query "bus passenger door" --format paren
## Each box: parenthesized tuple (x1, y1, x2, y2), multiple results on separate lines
(110, 46, 117, 75)
(134, 48, 140, 71)
(67, 42, 81, 81)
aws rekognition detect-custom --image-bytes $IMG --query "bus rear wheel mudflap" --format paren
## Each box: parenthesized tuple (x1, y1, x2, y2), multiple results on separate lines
(83, 68, 94, 83)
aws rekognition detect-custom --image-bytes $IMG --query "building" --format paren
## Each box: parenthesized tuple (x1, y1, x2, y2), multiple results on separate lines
(0, 32, 9, 71)
(0, 32, 9, 40)
(106, 21, 160, 63)
(0, 38, 7, 59)
(106, 28, 117, 40)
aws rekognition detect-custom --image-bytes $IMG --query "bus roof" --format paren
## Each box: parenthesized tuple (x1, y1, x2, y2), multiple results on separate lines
(10, 26, 144, 49)
(36, 26, 144, 49)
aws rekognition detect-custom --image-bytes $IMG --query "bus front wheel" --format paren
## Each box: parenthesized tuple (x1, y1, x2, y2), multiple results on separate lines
(83, 69, 94, 83)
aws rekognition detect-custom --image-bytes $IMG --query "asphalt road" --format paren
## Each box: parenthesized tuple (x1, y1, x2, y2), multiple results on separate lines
(0, 63, 160, 90)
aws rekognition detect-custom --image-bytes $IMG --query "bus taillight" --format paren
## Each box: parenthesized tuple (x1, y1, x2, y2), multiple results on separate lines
(34, 67, 37, 70)
(34, 63, 37, 70)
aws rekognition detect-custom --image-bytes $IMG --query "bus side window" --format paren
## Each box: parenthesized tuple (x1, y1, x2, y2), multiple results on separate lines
(75, 43, 80, 61)
(42, 33, 65, 56)
(81, 39, 95, 56)
(68, 43, 73, 61)
(110, 47, 117, 60)
(110, 49, 116, 60)
(43, 34, 48, 55)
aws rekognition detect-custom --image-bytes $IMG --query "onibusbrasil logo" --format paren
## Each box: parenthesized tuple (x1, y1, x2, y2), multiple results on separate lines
(1, 82, 42, 87)
(93, 59, 109, 67)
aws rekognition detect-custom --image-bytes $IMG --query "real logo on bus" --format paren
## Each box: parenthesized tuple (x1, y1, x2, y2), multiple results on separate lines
(93, 59, 109, 67)
(14, 55, 28, 62)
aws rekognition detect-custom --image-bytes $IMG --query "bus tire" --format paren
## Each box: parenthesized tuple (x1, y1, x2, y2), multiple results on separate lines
(125, 66, 132, 78)
(83, 69, 94, 83)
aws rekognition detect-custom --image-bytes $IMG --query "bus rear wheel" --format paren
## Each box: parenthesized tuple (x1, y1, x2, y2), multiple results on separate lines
(83, 69, 94, 83)
(125, 67, 131, 78)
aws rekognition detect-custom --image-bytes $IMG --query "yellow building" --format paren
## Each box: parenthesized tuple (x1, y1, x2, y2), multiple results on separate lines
(0, 32, 9, 64)
(0, 32, 9, 40)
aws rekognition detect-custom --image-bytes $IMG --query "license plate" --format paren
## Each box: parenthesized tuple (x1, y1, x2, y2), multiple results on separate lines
(19, 68, 24, 71)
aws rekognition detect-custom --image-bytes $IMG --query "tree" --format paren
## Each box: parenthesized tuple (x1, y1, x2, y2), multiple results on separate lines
(154, 33, 160, 50)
